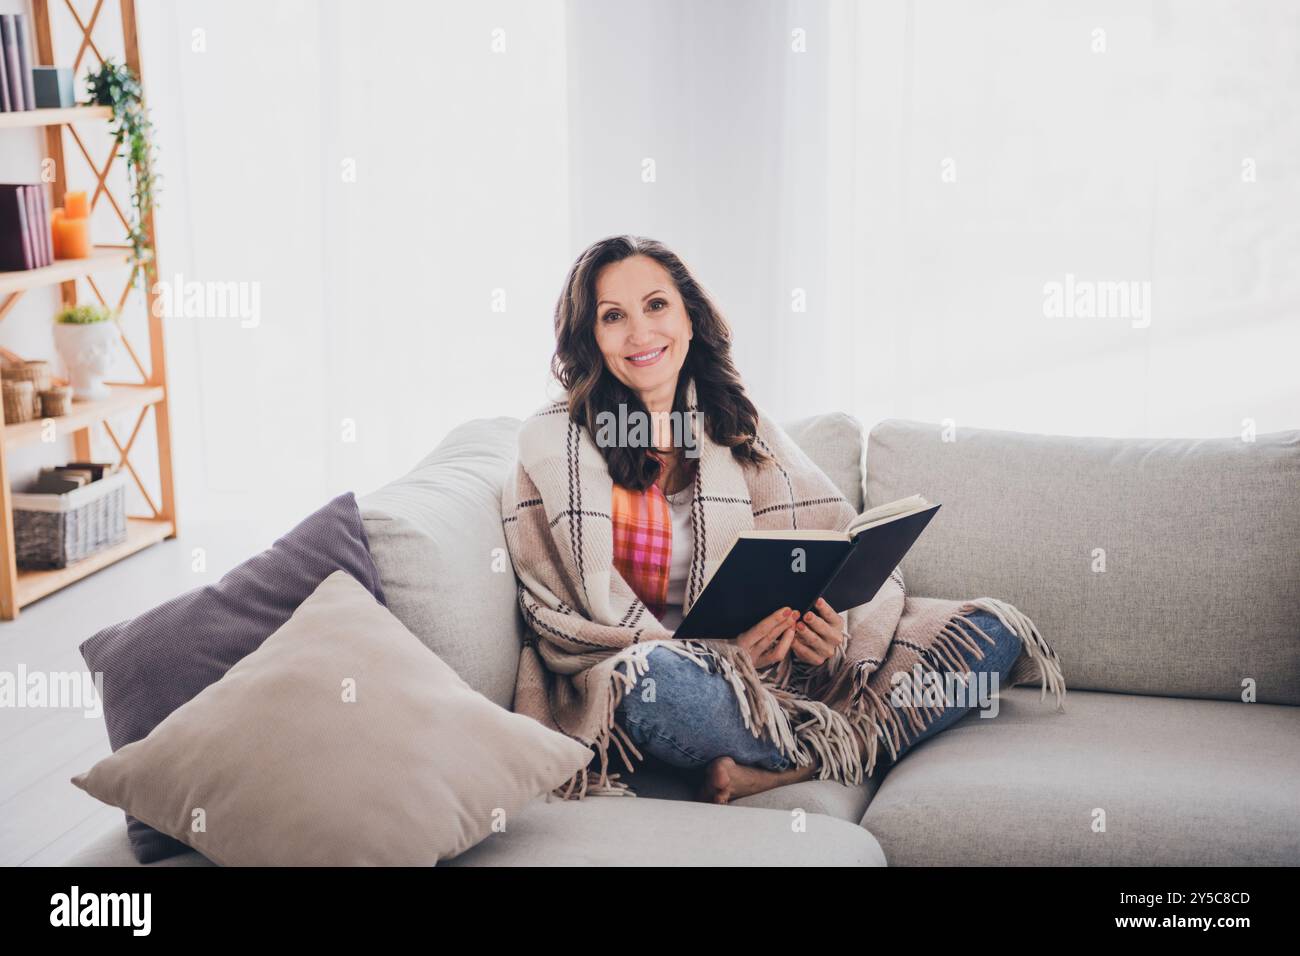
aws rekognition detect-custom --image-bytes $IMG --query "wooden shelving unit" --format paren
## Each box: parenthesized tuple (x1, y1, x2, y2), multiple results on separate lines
(0, 0, 176, 620)
(1, 384, 164, 447)
(0, 104, 111, 129)
(0, 246, 131, 318)
(15, 517, 173, 607)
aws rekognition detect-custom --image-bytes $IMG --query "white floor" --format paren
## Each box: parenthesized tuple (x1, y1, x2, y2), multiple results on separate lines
(0, 517, 283, 866)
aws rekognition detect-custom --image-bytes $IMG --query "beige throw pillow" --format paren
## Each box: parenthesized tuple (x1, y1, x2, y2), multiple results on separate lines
(72, 569, 593, 865)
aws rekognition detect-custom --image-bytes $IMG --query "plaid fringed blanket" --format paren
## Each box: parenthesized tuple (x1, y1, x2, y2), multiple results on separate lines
(501, 377, 1067, 798)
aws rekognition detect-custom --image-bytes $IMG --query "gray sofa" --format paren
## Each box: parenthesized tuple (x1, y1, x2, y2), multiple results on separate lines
(63, 414, 1300, 866)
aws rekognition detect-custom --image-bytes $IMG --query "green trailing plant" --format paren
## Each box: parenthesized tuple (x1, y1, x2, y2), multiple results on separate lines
(85, 59, 159, 280)
(55, 304, 115, 325)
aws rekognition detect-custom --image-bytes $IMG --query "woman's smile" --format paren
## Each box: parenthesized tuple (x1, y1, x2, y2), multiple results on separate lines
(626, 344, 668, 367)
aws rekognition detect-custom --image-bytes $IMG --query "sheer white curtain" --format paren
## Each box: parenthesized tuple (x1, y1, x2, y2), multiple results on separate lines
(568, 0, 1299, 437)
(142, 0, 571, 526)
(825, 0, 1300, 440)
(142, 0, 1298, 526)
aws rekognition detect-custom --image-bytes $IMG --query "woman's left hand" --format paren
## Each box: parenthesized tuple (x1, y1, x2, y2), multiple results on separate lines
(791, 596, 845, 666)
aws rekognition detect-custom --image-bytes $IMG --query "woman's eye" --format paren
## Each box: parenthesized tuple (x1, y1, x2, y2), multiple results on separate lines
(601, 300, 665, 322)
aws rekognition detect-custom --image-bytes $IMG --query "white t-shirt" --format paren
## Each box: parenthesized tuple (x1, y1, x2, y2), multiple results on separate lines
(657, 485, 693, 631)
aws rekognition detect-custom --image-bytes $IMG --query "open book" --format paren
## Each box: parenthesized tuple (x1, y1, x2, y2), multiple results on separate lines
(673, 495, 940, 640)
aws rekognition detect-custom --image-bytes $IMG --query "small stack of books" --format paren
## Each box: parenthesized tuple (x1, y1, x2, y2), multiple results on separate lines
(0, 14, 37, 112)
(31, 462, 119, 495)
(0, 183, 55, 271)
(15, 462, 127, 569)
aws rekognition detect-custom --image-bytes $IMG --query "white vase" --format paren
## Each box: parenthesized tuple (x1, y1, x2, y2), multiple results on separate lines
(53, 321, 120, 402)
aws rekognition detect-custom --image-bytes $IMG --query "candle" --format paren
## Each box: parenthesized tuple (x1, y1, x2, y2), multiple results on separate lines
(54, 215, 90, 258)
(50, 207, 64, 258)
(64, 190, 89, 219)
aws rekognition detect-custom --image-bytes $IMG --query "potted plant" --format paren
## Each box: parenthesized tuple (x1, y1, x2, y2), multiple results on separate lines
(53, 305, 120, 402)
(85, 59, 159, 280)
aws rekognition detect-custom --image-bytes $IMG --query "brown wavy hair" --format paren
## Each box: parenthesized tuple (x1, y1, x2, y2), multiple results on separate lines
(550, 235, 771, 491)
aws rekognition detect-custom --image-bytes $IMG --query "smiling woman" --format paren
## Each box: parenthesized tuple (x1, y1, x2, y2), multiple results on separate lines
(513, 234, 1065, 806)
(551, 236, 771, 493)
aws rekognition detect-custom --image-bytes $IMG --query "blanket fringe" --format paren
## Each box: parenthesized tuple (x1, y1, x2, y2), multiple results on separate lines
(548, 599, 1066, 800)
(776, 691, 863, 785)
(545, 637, 865, 800)
(965, 598, 1067, 713)
(684, 640, 866, 788)
(547, 640, 719, 801)
(833, 602, 1069, 778)
(839, 635, 964, 775)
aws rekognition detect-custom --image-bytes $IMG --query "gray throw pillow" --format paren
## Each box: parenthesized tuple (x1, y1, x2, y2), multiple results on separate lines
(79, 492, 386, 863)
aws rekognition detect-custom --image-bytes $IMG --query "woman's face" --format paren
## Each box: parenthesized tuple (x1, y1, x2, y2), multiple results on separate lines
(592, 255, 693, 411)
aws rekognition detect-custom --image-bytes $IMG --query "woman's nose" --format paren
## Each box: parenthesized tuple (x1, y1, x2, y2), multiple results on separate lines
(626, 311, 654, 340)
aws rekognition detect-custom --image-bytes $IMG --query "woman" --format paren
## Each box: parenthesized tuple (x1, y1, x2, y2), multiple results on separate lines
(502, 235, 1066, 804)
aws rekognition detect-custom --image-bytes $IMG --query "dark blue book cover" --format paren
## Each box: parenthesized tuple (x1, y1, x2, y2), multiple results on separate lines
(674, 503, 940, 640)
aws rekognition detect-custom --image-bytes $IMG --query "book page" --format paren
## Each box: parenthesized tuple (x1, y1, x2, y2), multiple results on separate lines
(847, 494, 930, 536)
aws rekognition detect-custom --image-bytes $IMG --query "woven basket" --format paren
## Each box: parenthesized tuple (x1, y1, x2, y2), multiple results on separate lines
(2, 380, 35, 424)
(40, 385, 72, 418)
(2, 361, 51, 418)
(12, 472, 128, 569)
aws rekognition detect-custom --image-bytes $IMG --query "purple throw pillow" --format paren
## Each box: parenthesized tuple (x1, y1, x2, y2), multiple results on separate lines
(79, 492, 386, 863)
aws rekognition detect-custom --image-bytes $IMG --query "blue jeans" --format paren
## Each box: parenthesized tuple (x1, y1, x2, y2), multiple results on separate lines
(612, 610, 1023, 777)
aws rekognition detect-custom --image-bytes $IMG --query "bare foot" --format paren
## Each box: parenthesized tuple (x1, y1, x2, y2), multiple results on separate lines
(697, 756, 817, 804)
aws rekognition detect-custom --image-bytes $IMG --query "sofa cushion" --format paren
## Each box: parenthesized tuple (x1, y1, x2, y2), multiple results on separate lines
(443, 795, 886, 866)
(71, 570, 593, 866)
(61, 826, 215, 867)
(617, 760, 881, 823)
(359, 417, 526, 709)
(782, 412, 866, 513)
(62, 795, 887, 867)
(861, 687, 1300, 866)
(864, 420, 1300, 703)
(78, 491, 387, 863)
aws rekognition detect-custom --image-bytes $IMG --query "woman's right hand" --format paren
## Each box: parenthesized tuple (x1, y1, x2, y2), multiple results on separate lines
(736, 606, 800, 670)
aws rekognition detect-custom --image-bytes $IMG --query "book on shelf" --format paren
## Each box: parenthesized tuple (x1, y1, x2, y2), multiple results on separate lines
(673, 494, 941, 641)
(0, 14, 36, 112)
(33, 462, 119, 494)
(23, 184, 46, 266)
(0, 14, 27, 112)
(15, 14, 35, 111)
(0, 184, 53, 271)
(0, 16, 8, 113)
(0, 184, 33, 271)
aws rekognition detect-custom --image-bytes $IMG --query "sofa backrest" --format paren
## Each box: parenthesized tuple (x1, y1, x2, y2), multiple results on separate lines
(359, 417, 526, 710)
(783, 411, 866, 513)
(864, 419, 1300, 705)
(359, 411, 867, 707)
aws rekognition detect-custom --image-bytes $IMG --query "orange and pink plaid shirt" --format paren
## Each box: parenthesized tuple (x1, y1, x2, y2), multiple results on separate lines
(613, 449, 700, 621)
(611, 479, 673, 619)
